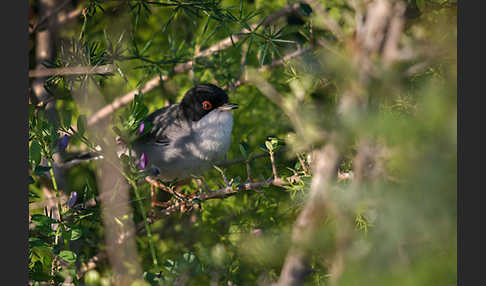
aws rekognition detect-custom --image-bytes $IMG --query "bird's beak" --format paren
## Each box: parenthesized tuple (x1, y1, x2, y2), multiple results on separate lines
(217, 103, 239, 112)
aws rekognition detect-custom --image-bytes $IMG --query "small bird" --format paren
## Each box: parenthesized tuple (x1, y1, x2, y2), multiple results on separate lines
(123, 83, 238, 181)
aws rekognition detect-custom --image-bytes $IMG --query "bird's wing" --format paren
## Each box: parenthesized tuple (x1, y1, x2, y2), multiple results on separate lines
(134, 103, 184, 147)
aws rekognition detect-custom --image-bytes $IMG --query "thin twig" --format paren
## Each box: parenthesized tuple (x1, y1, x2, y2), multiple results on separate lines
(57, 6, 83, 25)
(245, 161, 252, 182)
(227, 42, 249, 91)
(29, 64, 116, 78)
(296, 153, 309, 175)
(263, 46, 312, 70)
(195, 177, 288, 202)
(269, 151, 278, 179)
(231, 46, 311, 89)
(404, 60, 432, 76)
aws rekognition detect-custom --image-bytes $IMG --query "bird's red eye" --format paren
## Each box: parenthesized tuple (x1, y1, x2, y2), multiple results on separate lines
(202, 100, 212, 110)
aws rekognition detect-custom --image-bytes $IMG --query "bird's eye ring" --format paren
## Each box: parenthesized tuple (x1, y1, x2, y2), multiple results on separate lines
(202, 100, 212, 110)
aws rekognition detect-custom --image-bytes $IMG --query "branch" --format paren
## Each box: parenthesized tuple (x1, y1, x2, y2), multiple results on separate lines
(275, 143, 340, 286)
(57, 6, 83, 25)
(264, 46, 312, 70)
(86, 3, 301, 127)
(304, 0, 344, 39)
(231, 46, 312, 89)
(146, 174, 304, 218)
(195, 177, 287, 201)
(382, 1, 407, 64)
(29, 0, 73, 34)
(227, 41, 249, 91)
(87, 74, 168, 126)
(29, 64, 116, 78)
(404, 60, 432, 76)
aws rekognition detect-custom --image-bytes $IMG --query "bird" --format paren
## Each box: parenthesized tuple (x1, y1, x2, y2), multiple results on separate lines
(120, 83, 238, 181)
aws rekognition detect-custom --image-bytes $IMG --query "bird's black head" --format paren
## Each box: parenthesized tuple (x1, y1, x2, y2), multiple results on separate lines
(180, 83, 235, 121)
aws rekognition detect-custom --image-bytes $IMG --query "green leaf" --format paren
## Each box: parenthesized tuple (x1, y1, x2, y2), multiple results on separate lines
(58, 250, 77, 264)
(239, 0, 243, 18)
(29, 190, 40, 199)
(31, 214, 56, 224)
(200, 15, 212, 39)
(213, 165, 225, 175)
(140, 38, 154, 55)
(29, 237, 51, 248)
(183, 252, 196, 263)
(266, 137, 281, 151)
(30, 214, 57, 236)
(67, 227, 82, 241)
(34, 165, 52, 175)
(259, 43, 269, 66)
(29, 141, 42, 168)
(239, 142, 249, 159)
(265, 141, 273, 152)
(77, 115, 87, 137)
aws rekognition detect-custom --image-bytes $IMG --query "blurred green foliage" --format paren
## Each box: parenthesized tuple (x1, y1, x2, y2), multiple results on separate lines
(29, 0, 456, 285)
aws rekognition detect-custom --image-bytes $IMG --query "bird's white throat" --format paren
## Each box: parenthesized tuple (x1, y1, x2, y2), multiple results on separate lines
(191, 110, 234, 161)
